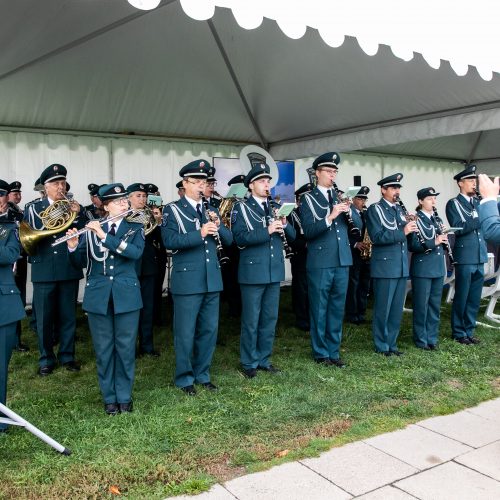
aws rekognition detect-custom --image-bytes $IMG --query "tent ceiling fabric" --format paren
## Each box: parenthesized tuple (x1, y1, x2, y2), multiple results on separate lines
(1, 0, 500, 164)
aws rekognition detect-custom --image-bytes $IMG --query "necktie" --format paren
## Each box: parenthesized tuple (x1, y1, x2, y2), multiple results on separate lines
(262, 201, 270, 217)
(327, 190, 334, 210)
(196, 203, 203, 221)
(108, 223, 116, 236)
(470, 199, 475, 209)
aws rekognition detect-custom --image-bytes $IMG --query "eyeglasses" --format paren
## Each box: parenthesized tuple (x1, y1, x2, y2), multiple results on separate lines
(186, 179, 207, 186)
(207, 181, 217, 187)
(110, 198, 129, 206)
(318, 168, 338, 175)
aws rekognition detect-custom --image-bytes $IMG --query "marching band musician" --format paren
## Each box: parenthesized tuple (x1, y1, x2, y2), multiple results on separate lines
(0, 180, 26, 433)
(7, 182, 29, 352)
(409, 188, 447, 350)
(345, 186, 371, 325)
(366, 173, 417, 356)
(23, 164, 85, 376)
(67, 183, 145, 415)
(445, 165, 487, 345)
(84, 183, 104, 221)
(478, 174, 500, 244)
(176, 180, 185, 198)
(203, 166, 221, 209)
(162, 160, 233, 395)
(231, 162, 295, 378)
(145, 183, 168, 327)
(127, 183, 160, 357)
(299, 152, 352, 367)
(287, 183, 312, 332)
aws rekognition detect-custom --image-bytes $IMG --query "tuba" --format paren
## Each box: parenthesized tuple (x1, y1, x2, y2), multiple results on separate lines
(19, 199, 77, 256)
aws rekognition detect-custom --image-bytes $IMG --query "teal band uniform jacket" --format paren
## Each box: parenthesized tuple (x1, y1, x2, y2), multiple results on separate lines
(0, 222, 26, 326)
(161, 199, 233, 293)
(231, 196, 296, 284)
(478, 200, 500, 245)
(69, 220, 145, 314)
(23, 199, 85, 282)
(299, 187, 352, 269)
(366, 198, 409, 278)
(409, 212, 446, 278)
(445, 194, 488, 265)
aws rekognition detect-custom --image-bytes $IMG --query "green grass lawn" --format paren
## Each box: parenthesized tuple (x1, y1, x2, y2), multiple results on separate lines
(1, 287, 499, 499)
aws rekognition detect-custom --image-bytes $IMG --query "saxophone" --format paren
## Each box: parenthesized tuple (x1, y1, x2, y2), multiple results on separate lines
(359, 210, 372, 260)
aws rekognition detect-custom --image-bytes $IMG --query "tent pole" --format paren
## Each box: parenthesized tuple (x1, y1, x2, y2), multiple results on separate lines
(467, 131, 483, 165)
(207, 19, 268, 150)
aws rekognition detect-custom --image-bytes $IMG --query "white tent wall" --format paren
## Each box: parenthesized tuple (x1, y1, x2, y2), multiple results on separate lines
(0, 130, 460, 304)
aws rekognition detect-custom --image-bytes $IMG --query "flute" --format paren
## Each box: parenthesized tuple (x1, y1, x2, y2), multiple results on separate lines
(52, 208, 136, 246)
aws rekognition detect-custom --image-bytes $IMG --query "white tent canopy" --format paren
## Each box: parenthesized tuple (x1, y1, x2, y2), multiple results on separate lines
(1, 0, 500, 173)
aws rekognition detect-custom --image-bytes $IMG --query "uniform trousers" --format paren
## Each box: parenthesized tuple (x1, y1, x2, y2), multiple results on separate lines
(0, 323, 17, 430)
(307, 266, 349, 360)
(240, 283, 280, 370)
(412, 277, 443, 347)
(372, 277, 406, 353)
(172, 292, 219, 387)
(138, 274, 156, 353)
(451, 264, 484, 339)
(33, 280, 79, 367)
(291, 257, 309, 330)
(87, 302, 139, 404)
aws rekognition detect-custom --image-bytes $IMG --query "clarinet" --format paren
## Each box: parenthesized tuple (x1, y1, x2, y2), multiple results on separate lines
(333, 183, 360, 235)
(395, 196, 431, 254)
(432, 207, 457, 265)
(266, 192, 294, 259)
(201, 197, 229, 265)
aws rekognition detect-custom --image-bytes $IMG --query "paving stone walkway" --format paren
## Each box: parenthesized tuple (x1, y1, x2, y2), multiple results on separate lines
(174, 398, 500, 499)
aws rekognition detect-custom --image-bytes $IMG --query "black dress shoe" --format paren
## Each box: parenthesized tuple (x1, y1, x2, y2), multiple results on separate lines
(63, 361, 81, 372)
(315, 358, 334, 365)
(377, 351, 392, 357)
(390, 350, 404, 356)
(104, 403, 119, 416)
(0, 428, 8, 434)
(15, 343, 30, 352)
(454, 337, 472, 345)
(257, 364, 281, 374)
(468, 337, 481, 344)
(199, 382, 218, 391)
(242, 368, 257, 378)
(416, 345, 431, 351)
(428, 344, 437, 350)
(37, 365, 54, 376)
(181, 385, 197, 396)
(331, 358, 346, 368)
(145, 350, 160, 357)
(119, 401, 133, 413)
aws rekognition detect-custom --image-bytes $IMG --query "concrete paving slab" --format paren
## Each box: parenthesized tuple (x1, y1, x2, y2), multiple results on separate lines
(300, 441, 417, 497)
(173, 484, 236, 500)
(355, 485, 418, 499)
(364, 424, 472, 470)
(224, 462, 352, 500)
(467, 398, 500, 424)
(395, 461, 500, 500)
(455, 440, 500, 481)
(417, 410, 500, 447)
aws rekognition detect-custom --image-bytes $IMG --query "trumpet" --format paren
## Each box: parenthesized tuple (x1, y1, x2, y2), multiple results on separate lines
(333, 183, 360, 236)
(432, 207, 457, 265)
(51, 208, 137, 246)
(395, 196, 431, 255)
(265, 191, 293, 259)
(201, 196, 229, 265)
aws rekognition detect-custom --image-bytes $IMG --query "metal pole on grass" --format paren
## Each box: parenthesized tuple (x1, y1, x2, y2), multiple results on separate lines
(0, 403, 71, 455)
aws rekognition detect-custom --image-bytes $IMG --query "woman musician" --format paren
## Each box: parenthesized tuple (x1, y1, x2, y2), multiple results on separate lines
(66, 184, 145, 415)
(409, 188, 448, 350)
